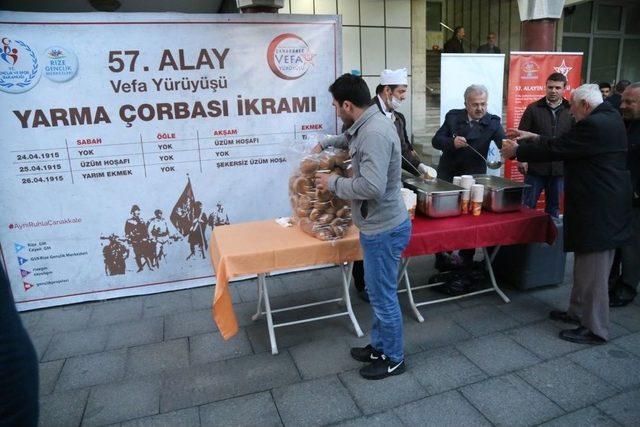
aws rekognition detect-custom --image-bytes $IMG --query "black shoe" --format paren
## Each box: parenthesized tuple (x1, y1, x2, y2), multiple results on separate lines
(435, 253, 455, 272)
(359, 354, 405, 380)
(549, 310, 580, 325)
(610, 295, 635, 307)
(357, 289, 370, 303)
(350, 344, 381, 363)
(559, 326, 606, 345)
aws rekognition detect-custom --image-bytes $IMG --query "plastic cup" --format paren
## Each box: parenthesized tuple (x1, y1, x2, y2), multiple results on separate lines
(460, 175, 475, 190)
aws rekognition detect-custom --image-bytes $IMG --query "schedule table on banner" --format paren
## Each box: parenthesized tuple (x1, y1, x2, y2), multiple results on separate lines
(398, 208, 557, 322)
(209, 220, 364, 354)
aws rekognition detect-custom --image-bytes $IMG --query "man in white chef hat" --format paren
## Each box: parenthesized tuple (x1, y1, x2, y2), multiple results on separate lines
(350, 69, 437, 302)
(375, 68, 437, 179)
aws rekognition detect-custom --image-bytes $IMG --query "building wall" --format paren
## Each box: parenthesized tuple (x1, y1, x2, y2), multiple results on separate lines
(279, 0, 414, 134)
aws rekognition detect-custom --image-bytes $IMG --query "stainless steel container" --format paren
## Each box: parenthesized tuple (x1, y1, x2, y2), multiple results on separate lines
(472, 174, 530, 212)
(402, 176, 464, 218)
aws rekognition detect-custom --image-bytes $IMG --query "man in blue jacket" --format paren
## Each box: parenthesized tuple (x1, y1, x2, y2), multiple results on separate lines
(432, 84, 505, 269)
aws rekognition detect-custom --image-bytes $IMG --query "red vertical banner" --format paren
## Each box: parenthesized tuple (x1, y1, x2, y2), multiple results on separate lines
(505, 52, 583, 210)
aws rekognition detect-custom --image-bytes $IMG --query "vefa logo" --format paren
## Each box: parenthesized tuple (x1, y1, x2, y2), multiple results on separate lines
(521, 61, 539, 80)
(0, 37, 41, 93)
(267, 33, 316, 80)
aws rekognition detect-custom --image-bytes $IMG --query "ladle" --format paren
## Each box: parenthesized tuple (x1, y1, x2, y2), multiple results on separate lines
(465, 143, 502, 170)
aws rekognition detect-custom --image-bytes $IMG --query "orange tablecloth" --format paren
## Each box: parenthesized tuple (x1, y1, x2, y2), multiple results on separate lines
(210, 220, 363, 339)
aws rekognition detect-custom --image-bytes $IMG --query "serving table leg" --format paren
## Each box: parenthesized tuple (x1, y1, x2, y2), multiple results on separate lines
(483, 246, 510, 303)
(341, 262, 364, 337)
(397, 258, 425, 322)
(398, 247, 510, 321)
(257, 273, 279, 355)
(251, 264, 365, 355)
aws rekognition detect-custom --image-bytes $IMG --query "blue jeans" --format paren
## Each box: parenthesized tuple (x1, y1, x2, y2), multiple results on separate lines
(360, 219, 411, 363)
(524, 174, 563, 218)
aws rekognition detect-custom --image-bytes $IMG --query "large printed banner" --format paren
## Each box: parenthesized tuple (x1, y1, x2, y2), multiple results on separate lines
(440, 53, 505, 176)
(505, 52, 583, 181)
(0, 12, 341, 310)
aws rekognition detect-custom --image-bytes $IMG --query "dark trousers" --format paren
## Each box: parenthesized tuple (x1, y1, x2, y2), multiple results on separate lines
(353, 260, 365, 291)
(0, 268, 39, 427)
(524, 174, 562, 218)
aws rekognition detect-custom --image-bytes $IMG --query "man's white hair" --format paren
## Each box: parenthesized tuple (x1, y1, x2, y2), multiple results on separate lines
(571, 84, 603, 108)
(464, 84, 488, 101)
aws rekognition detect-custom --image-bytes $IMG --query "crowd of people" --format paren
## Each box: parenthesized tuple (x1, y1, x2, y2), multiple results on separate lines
(314, 67, 639, 380)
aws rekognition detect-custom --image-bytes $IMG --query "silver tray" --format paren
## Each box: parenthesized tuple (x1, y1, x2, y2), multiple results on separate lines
(402, 177, 464, 218)
(472, 174, 530, 212)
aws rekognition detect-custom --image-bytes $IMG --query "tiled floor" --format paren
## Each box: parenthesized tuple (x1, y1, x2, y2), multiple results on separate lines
(24, 252, 640, 426)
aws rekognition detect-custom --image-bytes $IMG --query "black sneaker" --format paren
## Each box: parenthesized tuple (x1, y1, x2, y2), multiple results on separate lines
(350, 344, 382, 363)
(359, 354, 405, 380)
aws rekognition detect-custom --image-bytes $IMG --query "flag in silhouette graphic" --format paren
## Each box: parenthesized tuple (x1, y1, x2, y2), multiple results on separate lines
(171, 177, 196, 236)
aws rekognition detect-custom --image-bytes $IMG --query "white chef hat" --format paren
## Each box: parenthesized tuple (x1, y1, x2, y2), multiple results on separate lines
(379, 68, 408, 86)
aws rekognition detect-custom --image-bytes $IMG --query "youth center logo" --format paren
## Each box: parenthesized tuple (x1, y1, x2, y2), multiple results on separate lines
(43, 46, 78, 82)
(0, 37, 41, 93)
(520, 61, 539, 80)
(267, 33, 315, 80)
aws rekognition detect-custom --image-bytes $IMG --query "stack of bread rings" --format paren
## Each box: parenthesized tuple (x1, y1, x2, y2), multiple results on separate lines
(289, 148, 352, 241)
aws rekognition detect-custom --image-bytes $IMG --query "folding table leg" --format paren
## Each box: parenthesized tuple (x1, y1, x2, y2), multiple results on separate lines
(341, 263, 364, 337)
(258, 273, 279, 355)
(251, 275, 264, 321)
(399, 258, 425, 322)
(483, 247, 510, 303)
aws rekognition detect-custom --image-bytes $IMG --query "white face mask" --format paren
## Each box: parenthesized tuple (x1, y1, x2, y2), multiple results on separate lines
(390, 95, 403, 110)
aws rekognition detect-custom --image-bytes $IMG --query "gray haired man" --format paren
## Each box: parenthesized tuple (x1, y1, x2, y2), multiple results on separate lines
(503, 84, 632, 345)
(431, 84, 505, 269)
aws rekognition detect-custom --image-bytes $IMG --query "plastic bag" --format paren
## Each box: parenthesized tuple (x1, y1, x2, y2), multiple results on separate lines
(288, 142, 353, 241)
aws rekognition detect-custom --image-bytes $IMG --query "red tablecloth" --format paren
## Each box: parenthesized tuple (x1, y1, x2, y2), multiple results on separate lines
(404, 208, 557, 257)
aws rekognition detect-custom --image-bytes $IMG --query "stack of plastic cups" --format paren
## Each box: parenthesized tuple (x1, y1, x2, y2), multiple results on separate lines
(400, 188, 417, 220)
(452, 176, 462, 186)
(460, 175, 475, 214)
(471, 184, 484, 216)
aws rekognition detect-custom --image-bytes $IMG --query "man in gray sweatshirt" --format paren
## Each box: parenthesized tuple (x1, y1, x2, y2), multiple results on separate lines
(314, 73, 411, 380)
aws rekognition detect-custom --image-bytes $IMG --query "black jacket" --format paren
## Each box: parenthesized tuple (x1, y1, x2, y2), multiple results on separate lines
(607, 93, 622, 111)
(518, 97, 574, 176)
(516, 102, 632, 253)
(432, 108, 505, 181)
(372, 96, 422, 175)
(627, 120, 640, 204)
(0, 265, 39, 426)
(443, 37, 464, 53)
(477, 43, 500, 53)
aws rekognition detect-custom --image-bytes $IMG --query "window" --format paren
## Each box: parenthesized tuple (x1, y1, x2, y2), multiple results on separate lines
(563, 1, 640, 82)
(426, 1, 442, 32)
(563, 3, 593, 33)
(626, 4, 640, 35)
(591, 38, 620, 83)
(597, 5, 622, 31)
(563, 37, 590, 82)
(621, 39, 640, 81)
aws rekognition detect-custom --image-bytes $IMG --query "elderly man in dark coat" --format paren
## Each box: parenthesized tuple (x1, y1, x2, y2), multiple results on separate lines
(503, 84, 632, 345)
